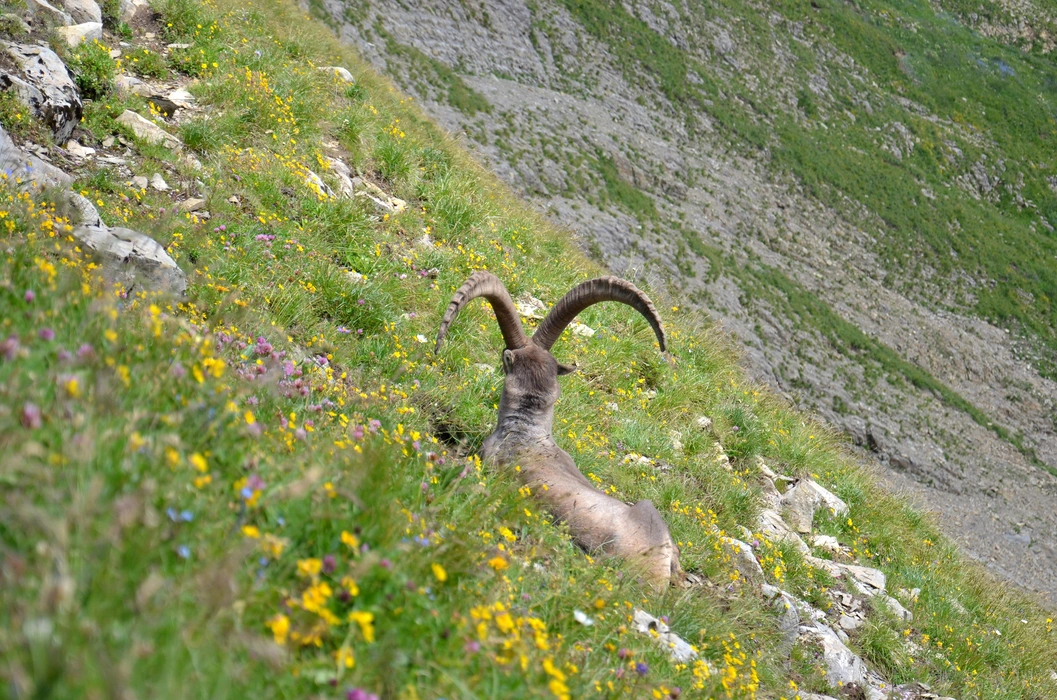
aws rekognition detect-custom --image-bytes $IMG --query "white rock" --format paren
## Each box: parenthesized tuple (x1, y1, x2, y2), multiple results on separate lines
(757, 509, 811, 555)
(695, 415, 712, 431)
(345, 270, 364, 283)
(570, 321, 595, 337)
(131, 175, 148, 189)
(64, 139, 95, 159)
(756, 455, 777, 480)
(166, 43, 192, 50)
(318, 66, 354, 83)
(632, 609, 698, 663)
(150, 173, 168, 191)
(721, 536, 764, 582)
(178, 197, 205, 211)
(761, 584, 801, 656)
(515, 293, 547, 319)
(812, 534, 842, 552)
(55, 22, 102, 47)
(109, 48, 121, 58)
(302, 167, 333, 199)
(114, 74, 144, 95)
(118, 0, 148, 22)
(797, 623, 870, 688)
(116, 110, 181, 149)
(573, 609, 594, 626)
(64, 0, 101, 24)
(780, 479, 849, 533)
(669, 429, 683, 453)
(167, 88, 195, 107)
(842, 563, 886, 593)
(876, 593, 913, 621)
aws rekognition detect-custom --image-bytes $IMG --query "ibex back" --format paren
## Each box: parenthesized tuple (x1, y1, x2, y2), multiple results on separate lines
(436, 272, 682, 588)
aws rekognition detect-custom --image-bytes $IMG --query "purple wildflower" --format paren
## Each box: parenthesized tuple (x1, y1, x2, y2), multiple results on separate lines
(255, 337, 273, 355)
(1, 335, 19, 361)
(346, 689, 378, 700)
(21, 402, 42, 429)
(38, 328, 55, 341)
(77, 343, 94, 360)
(24, 290, 34, 302)
(368, 419, 381, 434)
(635, 662, 649, 676)
(322, 554, 336, 574)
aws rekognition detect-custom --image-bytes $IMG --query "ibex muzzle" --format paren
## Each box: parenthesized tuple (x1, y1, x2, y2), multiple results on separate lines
(436, 271, 682, 588)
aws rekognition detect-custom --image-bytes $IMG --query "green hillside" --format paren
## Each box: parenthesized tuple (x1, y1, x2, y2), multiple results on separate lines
(1, 0, 1055, 697)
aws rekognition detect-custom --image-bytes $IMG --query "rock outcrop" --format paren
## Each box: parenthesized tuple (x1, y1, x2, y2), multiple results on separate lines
(0, 125, 186, 296)
(0, 42, 82, 142)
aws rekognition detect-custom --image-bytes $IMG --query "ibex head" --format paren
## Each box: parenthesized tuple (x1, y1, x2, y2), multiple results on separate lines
(435, 271, 667, 433)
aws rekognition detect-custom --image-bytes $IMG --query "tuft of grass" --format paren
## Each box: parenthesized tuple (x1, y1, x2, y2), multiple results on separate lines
(65, 39, 116, 100)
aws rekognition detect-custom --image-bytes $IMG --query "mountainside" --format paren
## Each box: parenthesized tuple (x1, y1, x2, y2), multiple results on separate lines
(3, 0, 1057, 697)
(315, 0, 1057, 604)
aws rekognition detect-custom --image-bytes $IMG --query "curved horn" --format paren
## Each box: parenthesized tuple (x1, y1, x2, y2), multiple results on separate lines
(531, 276, 667, 352)
(435, 271, 528, 353)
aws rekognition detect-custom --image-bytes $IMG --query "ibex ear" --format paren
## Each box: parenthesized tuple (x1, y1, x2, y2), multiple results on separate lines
(557, 362, 577, 376)
(502, 349, 516, 373)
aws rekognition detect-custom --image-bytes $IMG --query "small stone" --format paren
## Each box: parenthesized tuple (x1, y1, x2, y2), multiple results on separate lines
(318, 66, 354, 82)
(109, 49, 121, 58)
(150, 173, 168, 191)
(166, 42, 192, 50)
(781, 479, 849, 533)
(842, 564, 886, 592)
(167, 88, 195, 107)
(131, 175, 148, 189)
(178, 197, 205, 211)
(838, 614, 863, 631)
(227, 195, 240, 204)
(632, 609, 698, 663)
(55, 22, 103, 47)
(570, 321, 595, 337)
(696, 416, 713, 431)
(101, 136, 115, 147)
(876, 593, 913, 622)
(812, 534, 841, 552)
(65, 139, 95, 159)
(116, 110, 181, 149)
(114, 74, 144, 95)
(721, 536, 764, 582)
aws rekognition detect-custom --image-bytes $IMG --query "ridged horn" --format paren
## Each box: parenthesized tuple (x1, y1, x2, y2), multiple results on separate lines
(531, 276, 667, 352)
(435, 271, 528, 353)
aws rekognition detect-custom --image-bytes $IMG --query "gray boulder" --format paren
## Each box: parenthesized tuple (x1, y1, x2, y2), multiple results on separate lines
(55, 21, 102, 47)
(0, 124, 71, 187)
(24, 0, 71, 24)
(64, 0, 101, 24)
(0, 42, 82, 142)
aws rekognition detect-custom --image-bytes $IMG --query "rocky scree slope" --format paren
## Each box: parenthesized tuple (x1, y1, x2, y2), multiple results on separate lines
(316, 0, 1057, 605)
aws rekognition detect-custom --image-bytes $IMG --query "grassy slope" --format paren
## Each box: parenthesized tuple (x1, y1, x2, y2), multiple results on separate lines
(0, 0, 1055, 697)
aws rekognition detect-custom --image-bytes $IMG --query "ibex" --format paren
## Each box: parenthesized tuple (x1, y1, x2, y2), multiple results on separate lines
(435, 271, 682, 588)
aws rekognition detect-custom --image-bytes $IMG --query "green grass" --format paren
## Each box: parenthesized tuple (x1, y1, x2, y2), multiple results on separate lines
(1, 0, 1056, 697)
